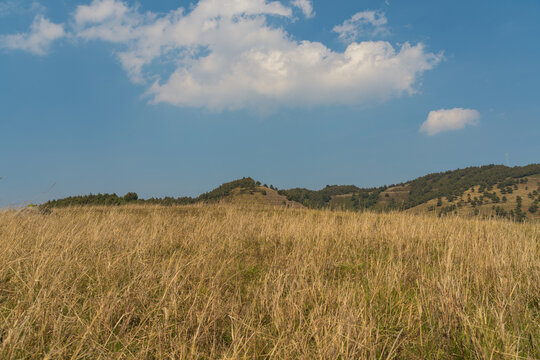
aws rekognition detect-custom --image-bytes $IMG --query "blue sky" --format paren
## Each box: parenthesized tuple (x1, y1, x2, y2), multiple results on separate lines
(1, 0, 539, 206)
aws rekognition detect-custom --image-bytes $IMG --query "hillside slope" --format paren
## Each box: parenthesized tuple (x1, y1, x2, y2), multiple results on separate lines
(407, 174, 540, 220)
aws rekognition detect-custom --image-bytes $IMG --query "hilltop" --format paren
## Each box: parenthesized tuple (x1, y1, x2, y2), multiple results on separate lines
(41, 164, 540, 221)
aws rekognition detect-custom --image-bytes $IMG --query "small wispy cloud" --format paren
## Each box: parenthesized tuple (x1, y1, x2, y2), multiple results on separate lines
(420, 108, 480, 136)
(0, 1, 45, 18)
(291, 0, 314, 18)
(0, 15, 65, 55)
(333, 10, 388, 42)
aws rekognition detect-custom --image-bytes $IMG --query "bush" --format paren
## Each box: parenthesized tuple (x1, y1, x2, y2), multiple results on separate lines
(124, 192, 139, 202)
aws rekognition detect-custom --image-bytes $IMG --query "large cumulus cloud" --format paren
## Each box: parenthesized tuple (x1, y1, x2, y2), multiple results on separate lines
(1, 0, 442, 112)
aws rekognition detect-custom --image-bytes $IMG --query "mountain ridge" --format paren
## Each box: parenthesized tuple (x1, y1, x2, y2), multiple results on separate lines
(41, 164, 540, 221)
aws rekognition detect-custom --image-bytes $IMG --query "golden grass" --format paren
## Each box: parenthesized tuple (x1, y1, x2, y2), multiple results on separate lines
(0, 204, 539, 359)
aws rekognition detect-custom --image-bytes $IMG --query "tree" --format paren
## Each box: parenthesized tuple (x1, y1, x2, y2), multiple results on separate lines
(124, 192, 138, 202)
(495, 206, 507, 218)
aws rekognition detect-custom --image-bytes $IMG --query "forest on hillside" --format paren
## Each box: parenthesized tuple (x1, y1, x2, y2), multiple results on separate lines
(279, 164, 540, 209)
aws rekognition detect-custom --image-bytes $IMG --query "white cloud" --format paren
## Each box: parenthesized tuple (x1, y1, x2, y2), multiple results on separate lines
(0, 15, 65, 55)
(0, 0, 442, 112)
(333, 11, 388, 42)
(420, 108, 480, 135)
(291, 0, 314, 18)
(0, 1, 45, 18)
(74, 0, 131, 26)
(148, 41, 440, 111)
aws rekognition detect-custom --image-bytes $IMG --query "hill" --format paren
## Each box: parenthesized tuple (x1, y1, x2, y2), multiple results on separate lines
(41, 177, 302, 209)
(279, 164, 540, 221)
(41, 164, 540, 221)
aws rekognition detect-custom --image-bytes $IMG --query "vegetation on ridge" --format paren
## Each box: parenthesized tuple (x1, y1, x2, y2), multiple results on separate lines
(403, 164, 540, 208)
(41, 177, 260, 208)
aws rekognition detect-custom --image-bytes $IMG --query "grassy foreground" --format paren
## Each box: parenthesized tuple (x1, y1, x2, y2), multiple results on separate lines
(0, 205, 539, 359)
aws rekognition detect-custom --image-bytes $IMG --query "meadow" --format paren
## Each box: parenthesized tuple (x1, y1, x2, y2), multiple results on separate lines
(0, 204, 538, 359)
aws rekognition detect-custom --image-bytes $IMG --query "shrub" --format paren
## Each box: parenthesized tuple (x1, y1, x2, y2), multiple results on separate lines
(124, 192, 139, 202)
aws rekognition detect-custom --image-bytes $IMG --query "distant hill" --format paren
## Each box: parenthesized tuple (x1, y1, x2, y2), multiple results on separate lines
(279, 164, 540, 221)
(41, 164, 540, 221)
(41, 177, 301, 210)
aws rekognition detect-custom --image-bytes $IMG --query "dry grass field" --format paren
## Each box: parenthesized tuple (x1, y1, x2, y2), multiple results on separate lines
(0, 204, 539, 359)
